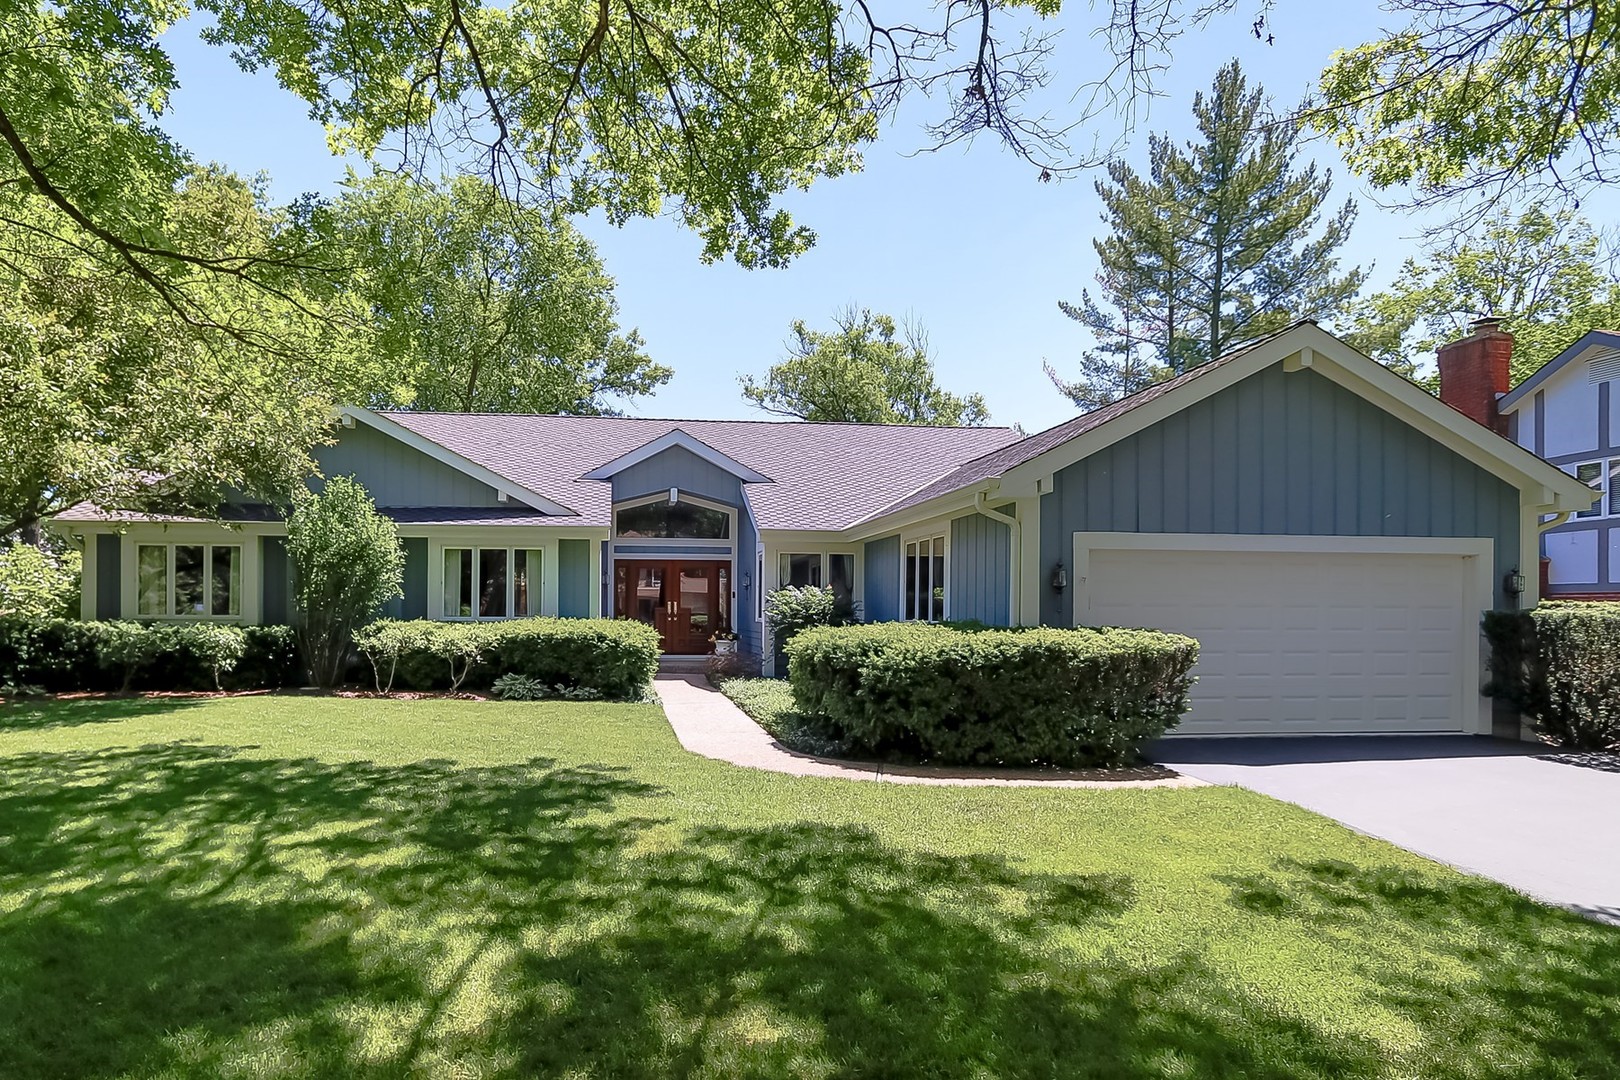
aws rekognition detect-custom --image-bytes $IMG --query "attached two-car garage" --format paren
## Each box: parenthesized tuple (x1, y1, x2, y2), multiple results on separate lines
(1075, 534, 1494, 736)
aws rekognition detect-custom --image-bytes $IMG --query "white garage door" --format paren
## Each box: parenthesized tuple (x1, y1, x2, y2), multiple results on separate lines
(1082, 543, 1480, 736)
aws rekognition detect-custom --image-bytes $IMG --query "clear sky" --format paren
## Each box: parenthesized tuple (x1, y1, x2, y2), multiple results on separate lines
(154, 2, 1615, 434)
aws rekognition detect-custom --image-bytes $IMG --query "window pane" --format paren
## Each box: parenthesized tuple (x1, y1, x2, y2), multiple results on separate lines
(930, 548, 946, 622)
(444, 548, 472, 617)
(211, 546, 241, 616)
(1610, 460, 1620, 516)
(718, 566, 730, 630)
(779, 553, 820, 588)
(615, 501, 730, 539)
(1576, 462, 1603, 518)
(137, 545, 167, 616)
(828, 554, 854, 610)
(479, 548, 508, 617)
(174, 545, 205, 615)
(514, 549, 542, 616)
(904, 542, 918, 621)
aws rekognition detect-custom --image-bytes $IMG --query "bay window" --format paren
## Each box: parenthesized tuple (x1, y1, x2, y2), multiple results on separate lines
(442, 546, 542, 618)
(136, 543, 241, 618)
(903, 536, 945, 622)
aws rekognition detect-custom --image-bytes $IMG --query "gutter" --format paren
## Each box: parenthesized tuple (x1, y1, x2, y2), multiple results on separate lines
(1539, 511, 1572, 533)
(974, 491, 1022, 625)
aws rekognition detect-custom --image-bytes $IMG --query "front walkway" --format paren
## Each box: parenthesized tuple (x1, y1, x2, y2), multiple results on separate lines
(651, 675, 1199, 788)
(1155, 736, 1620, 923)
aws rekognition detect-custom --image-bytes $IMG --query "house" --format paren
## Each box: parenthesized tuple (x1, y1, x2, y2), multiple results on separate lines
(1478, 325, 1620, 600)
(54, 322, 1592, 737)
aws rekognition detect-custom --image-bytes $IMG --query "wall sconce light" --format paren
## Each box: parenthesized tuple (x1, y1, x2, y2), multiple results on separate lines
(1051, 562, 1068, 593)
(667, 486, 679, 505)
(1503, 569, 1526, 596)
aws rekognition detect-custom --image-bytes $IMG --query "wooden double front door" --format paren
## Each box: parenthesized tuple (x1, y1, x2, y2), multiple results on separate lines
(614, 560, 730, 654)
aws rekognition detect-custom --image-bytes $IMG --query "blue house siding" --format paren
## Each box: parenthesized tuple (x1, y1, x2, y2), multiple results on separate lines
(863, 535, 900, 622)
(737, 526, 761, 656)
(95, 534, 121, 620)
(610, 445, 746, 507)
(1038, 365, 1524, 626)
(316, 423, 504, 507)
(261, 537, 290, 625)
(558, 539, 591, 617)
(949, 513, 1010, 625)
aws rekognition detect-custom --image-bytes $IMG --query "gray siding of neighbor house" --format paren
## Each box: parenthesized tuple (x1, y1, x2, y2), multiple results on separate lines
(96, 533, 121, 620)
(1038, 364, 1524, 626)
(607, 444, 761, 657)
(261, 537, 290, 625)
(558, 539, 591, 618)
(863, 535, 901, 622)
(950, 513, 1011, 626)
(315, 423, 504, 507)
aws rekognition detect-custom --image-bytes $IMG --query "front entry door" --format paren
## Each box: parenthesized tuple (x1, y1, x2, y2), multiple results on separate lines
(614, 560, 724, 654)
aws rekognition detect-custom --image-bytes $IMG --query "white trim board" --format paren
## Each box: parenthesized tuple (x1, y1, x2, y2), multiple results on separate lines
(1069, 532, 1494, 736)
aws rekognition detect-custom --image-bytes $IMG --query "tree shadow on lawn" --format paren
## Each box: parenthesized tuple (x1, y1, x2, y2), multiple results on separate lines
(0, 694, 208, 732)
(1222, 857, 1620, 1078)
(0, 737, 1605, 1079)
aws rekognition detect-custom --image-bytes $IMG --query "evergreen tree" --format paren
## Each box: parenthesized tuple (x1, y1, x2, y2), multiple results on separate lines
(1053, 61, 1365, 409)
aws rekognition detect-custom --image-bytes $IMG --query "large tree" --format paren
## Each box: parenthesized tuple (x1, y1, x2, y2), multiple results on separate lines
(315, 173, 668, 414)
(1346, 207, 1620, 384)
(741, 309, 989, 425)
(0, 166, 345, 542)
(1051, 62, 1364, 409)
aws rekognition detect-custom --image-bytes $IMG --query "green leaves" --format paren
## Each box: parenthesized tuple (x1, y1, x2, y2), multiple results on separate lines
(741, 307, 989, 425)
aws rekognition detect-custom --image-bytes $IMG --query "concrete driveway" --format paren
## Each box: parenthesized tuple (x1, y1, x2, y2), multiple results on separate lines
(1152, 736, 1620, 923)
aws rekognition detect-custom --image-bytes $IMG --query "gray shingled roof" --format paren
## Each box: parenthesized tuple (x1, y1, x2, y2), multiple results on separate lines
(871, 326, 1297, 518)
(381, 414, 1024, 530)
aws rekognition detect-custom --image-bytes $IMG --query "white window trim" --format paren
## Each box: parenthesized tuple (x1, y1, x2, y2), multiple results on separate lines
(436, 544, 546, 621)
(900, 531, 949, 623)
(1568, 458, 1620, 519)
(131, 541, 247, 621)
(612, 491, 736, 547)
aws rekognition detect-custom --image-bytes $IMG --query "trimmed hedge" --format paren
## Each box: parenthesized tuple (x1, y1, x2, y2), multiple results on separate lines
(785, 623, 1199, 767)
(0, 618, 300, 693)
(352, 618, 660, 699)
(1485, 602, 1620, 750)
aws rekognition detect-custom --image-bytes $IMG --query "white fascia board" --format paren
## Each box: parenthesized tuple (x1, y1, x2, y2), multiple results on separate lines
(579, 428, 772, 484)
(342, 407, 577, 516)
(839, 488, 989, 543)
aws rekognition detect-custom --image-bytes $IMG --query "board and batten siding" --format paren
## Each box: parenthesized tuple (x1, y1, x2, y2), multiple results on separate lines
(949, 513, 1011, 625)
(558, 539, 592, 618)
(315, 423, 505, 507)
(95, 534, 121, 619)
(863, 535, 900, 622)
(1038, 364, 1523, 626)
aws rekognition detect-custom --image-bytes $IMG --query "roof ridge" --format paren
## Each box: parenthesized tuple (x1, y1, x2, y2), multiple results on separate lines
(384, 410, 1018, 432)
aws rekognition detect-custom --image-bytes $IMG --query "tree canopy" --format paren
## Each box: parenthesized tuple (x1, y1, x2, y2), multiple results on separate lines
(1050, 62, 1364, 410)
(741, 309, 989, 426)
(312, 173, 668, 414)
(1346, 207, 1620, 385)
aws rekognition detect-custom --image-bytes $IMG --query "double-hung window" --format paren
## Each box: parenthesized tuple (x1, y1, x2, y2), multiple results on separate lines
(902, 537, 945, 622)
(1569, 459, 1620, 519)
(443, 547, 542, 618)
(137, 543, 242, 618)
(777, 552, 856, 608)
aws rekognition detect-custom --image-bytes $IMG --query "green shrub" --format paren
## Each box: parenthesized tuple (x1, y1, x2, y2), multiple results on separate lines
(0, 617, 106, 692)
(0, 543, 80, 619)
(0, 618, 296, 693)
(166, 623, 247, 690)
(491, 672, 548, 700)
(95, 621, 170, 692)
(1485, 602, 1620, 749)
(785, 623, 1199, 768)
(352, 618, 660, 699)
(765, 586, 854, 649)
(230, 626, 302, 690)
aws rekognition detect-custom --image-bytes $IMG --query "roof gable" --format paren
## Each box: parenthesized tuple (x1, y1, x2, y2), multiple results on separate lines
(1498, 329, 1620, 412)
(580, 428, 772, 483)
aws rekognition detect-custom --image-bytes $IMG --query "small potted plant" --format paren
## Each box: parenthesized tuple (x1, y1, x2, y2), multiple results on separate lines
(711, 628, 739, 655)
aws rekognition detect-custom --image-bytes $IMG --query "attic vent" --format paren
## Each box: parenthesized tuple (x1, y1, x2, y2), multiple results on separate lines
(1589, 347, 1620, 383)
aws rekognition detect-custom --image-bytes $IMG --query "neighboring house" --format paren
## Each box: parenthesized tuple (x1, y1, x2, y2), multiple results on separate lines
(53, 322, 1591, 738)
(1483, 327, 1620, 600)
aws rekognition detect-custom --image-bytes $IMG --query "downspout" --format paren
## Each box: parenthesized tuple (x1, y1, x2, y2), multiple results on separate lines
(975, 491, 1021, 625)
(1538, 511, 1572, 532)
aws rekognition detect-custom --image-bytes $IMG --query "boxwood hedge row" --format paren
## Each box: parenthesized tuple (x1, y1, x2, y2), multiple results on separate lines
(0, 618, 300, 693)
(1484, 601, 1620, 750)
(784, 622, 1199, 768)
(352, 617, 661, 699)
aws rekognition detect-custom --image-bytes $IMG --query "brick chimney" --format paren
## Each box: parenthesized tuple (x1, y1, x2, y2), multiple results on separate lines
(1437, 316, 1513, 436)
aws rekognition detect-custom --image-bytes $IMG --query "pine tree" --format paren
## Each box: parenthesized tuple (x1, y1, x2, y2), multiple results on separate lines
(1053, 61, 1365, 409)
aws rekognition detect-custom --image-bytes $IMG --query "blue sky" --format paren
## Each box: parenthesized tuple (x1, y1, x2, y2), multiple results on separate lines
(155, 2, 1612, 434)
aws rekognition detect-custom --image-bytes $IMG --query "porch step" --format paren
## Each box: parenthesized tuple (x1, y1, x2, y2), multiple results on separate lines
(657, 654, 711, 675)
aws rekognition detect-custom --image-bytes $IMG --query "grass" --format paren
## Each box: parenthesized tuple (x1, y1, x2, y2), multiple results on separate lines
(715, 676, 845, 756)
(0, 695, 1616, 1079)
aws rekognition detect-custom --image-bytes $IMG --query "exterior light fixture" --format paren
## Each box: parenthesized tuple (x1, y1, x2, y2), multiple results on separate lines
(668, 486, 679, 505)
(1504, 569, 1526, 596)
(1051, 562, 1067, 593)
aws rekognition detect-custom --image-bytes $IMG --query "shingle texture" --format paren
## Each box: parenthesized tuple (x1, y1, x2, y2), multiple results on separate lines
(382, 414, 1024, 530)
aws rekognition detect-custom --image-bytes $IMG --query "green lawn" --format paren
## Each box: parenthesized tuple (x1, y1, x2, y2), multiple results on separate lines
(0, 695, 1615, 1079)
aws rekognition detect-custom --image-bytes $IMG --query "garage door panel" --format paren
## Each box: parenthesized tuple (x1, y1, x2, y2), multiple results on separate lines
(1084, 546, 1470, 736)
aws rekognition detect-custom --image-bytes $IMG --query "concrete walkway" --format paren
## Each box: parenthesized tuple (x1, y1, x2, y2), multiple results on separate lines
(1155, 736, 1620, 923)
(652, 675, 1200, 788)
